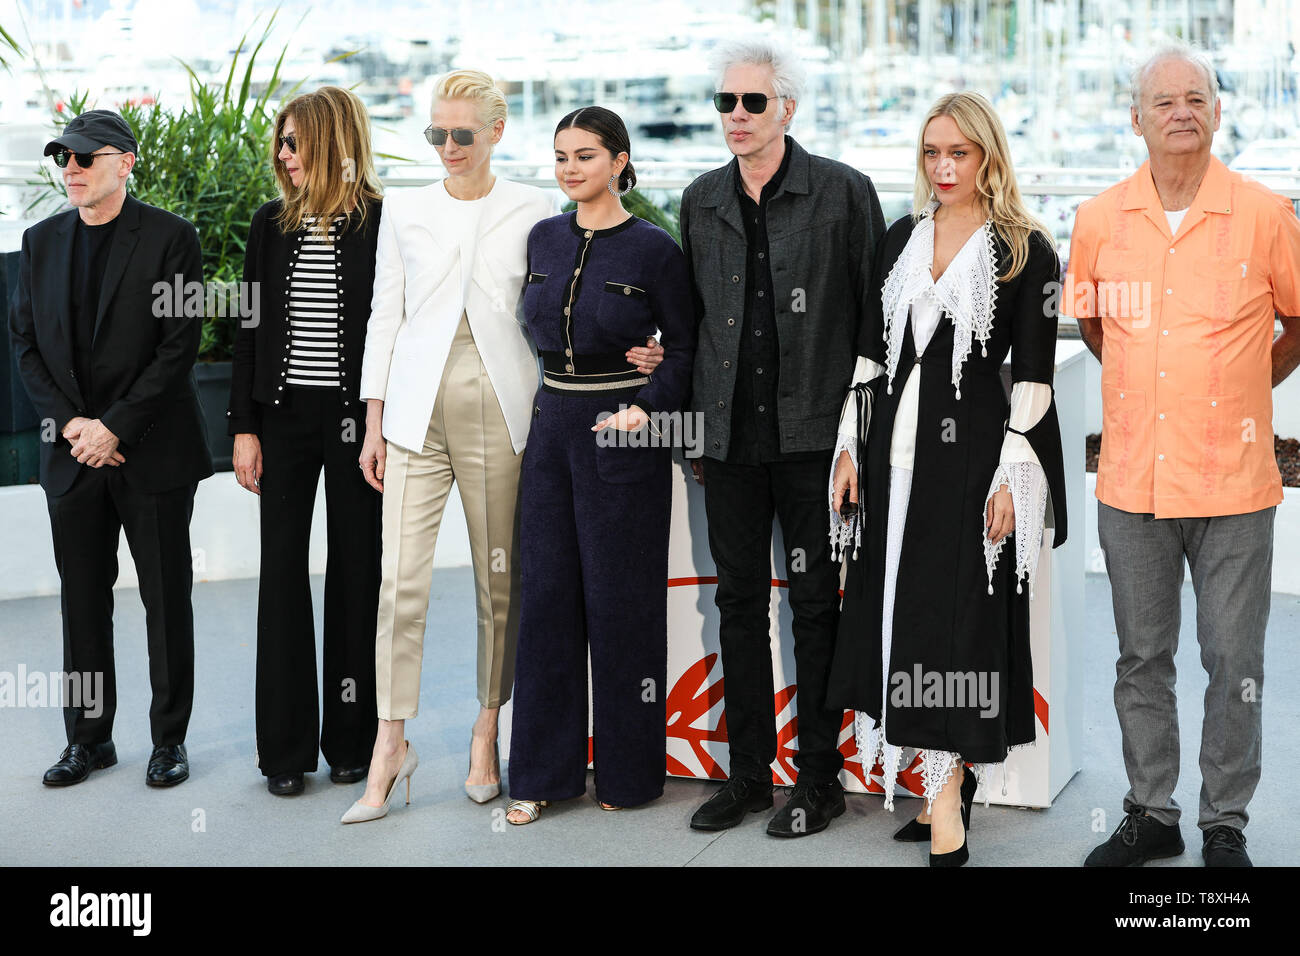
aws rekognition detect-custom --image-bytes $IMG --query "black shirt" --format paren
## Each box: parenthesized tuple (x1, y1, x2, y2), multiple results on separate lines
(727, 137, 815, 464)
(69, 216, 119, 412)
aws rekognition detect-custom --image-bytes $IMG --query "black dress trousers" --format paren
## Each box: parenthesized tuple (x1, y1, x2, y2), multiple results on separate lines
(254, 387, 380, 775)
(46, 466, 197, 747)
(703, 453, 846, 785)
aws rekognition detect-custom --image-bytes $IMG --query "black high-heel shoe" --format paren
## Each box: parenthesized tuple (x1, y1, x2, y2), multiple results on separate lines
(929, 766, 976, 867)
(895, 763, 977, 842)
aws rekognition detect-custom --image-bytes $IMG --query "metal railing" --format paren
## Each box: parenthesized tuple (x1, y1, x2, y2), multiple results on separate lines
(5, 159, 1300, 199)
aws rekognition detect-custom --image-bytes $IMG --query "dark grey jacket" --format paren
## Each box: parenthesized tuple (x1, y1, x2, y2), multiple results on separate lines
(680, 137, 885, 459)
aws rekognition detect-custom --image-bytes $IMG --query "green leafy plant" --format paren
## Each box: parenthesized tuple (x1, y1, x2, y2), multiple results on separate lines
(32, 12, 331, 361)
(0, 23, 22, 72)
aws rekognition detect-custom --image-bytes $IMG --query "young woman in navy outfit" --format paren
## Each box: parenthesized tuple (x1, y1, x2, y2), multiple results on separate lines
(505, 108, 697, 824)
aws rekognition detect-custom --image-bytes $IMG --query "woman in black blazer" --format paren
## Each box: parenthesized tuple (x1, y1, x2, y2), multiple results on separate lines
(226, 86, 385, 796)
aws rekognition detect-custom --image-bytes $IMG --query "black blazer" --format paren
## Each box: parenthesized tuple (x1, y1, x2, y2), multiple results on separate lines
(8, 193, 214, 496)
(226, 197, 382, 436)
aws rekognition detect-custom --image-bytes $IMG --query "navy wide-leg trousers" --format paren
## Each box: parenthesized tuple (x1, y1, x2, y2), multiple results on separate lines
(508, 388, 670, 808)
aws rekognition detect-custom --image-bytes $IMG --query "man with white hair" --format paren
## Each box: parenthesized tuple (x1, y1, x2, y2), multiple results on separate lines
(682, 37, 885, 837)
(1067, 44, 1300, 867)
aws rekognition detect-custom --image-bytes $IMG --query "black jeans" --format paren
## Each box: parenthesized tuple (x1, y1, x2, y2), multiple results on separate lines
(46, 466, 197, 747)
(254, 388, 380, 775)
(702, 453, 845, 785)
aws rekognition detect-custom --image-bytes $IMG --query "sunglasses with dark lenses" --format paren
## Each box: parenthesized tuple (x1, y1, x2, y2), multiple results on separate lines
(52, 149, 128, 169)
(713, 92, 778, 114)
(424, 122, 493, 147)
(278, 133, 298, 153)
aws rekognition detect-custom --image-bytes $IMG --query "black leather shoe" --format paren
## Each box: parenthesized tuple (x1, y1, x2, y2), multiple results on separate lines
(145, 744, 189, 787)
(329, 764, 369, 784)
(268, 772, 305, 796)
(1084, 807, 1184, 866)
(43, 741, 117, 786)
(896, 764, 977, 842)
(689, 776, 774, 831)
(766, 779, 845, 837)
(1202, 826, 1251, 867)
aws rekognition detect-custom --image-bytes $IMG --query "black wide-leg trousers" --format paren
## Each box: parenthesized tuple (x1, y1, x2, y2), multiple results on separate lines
(509, 388, 670, 808)
(254, 389, 380, 775)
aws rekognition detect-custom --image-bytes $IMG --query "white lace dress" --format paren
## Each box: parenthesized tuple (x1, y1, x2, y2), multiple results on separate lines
(828, 205, 1051, 811)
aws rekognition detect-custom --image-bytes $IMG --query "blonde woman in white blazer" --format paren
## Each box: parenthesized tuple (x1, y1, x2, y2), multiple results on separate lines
(343, 71, 661, 822)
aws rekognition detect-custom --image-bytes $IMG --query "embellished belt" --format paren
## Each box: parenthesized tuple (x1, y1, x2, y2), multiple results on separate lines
(539, 350, 647, 393)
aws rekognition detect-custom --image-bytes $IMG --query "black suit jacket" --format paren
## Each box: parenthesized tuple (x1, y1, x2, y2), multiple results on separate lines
(8, 193, 214, 496)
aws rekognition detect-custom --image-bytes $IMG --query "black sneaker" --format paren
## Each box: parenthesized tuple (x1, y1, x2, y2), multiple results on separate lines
(1084, 806, 1184, 866)
(766, 779, 846, 838)
(1202, 826, 1252, 867)
(689, 776, 774, 831)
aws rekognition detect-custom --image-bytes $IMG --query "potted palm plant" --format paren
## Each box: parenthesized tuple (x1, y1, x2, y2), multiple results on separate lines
(31, 17, 316, 470)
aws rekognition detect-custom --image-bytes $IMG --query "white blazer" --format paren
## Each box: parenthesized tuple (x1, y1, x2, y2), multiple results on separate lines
(359, 178, 559, 453)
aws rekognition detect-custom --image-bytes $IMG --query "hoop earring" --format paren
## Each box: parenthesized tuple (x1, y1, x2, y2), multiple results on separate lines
(608, 174, 633, 198)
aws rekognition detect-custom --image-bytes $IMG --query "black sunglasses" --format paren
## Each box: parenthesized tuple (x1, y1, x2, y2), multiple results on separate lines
(713, 92, 778, 114)
(424, 122, 492, 147)
(52, 149, 128, 169)
(278, 133, 298, 154)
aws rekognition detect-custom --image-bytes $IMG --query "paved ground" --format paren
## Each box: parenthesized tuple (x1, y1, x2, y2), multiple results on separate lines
(1, 571, 1296, 866)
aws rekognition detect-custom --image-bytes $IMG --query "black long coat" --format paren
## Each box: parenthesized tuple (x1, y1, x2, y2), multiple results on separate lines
(826, 215, 1068, 765)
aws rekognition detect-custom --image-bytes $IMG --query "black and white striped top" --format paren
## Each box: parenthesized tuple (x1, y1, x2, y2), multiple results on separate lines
(286, 215, 345, 387)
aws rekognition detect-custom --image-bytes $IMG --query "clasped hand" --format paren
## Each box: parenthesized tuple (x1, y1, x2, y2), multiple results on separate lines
(64, 417, 124, 467)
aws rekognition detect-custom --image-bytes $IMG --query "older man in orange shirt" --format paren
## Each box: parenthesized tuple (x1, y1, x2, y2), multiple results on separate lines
(1067, 44, 1300, 868)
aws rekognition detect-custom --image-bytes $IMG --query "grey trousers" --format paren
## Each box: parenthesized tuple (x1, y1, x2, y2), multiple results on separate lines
(1097, 501, 1274, 831)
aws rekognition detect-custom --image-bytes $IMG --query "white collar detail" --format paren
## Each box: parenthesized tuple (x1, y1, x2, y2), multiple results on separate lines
(880, 201, 998, 400)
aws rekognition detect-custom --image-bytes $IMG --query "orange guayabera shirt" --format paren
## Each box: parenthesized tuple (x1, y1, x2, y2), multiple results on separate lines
(1064, 157, 1300, 518)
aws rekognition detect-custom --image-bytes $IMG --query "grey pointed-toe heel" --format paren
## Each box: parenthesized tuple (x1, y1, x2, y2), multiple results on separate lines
(341, 740, 418, 824)
(465, 740, 501, 804)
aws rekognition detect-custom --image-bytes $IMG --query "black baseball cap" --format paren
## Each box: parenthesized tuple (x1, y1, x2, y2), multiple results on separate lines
(44, 109, 139, 158)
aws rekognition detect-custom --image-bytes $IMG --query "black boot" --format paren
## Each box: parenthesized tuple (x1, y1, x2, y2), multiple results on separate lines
(268, 772, 305, 796)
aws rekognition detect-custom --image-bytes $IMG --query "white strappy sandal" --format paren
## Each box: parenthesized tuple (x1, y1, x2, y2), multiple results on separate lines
(506, 799, 549, 825)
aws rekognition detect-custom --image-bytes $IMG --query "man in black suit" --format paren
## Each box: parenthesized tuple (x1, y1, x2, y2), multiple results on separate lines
(8, 109, 213, 787)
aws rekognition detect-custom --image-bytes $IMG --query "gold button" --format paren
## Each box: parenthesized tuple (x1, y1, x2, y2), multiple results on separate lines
(564, 307, 570, 316)
(565, 363, 574, 372)
(624, 286, 632, 295)
(565, 348, 572, 357)
(584, 231, 592, 238)
(574, 268, 581, 276)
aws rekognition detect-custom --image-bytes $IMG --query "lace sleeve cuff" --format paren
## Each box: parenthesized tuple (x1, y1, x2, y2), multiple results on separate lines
(982, 460, 1049, 599)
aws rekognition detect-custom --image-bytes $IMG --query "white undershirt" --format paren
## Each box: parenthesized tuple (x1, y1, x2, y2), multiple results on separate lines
(1166, 207, 1189, 235)
(887, 291, 942, 468)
